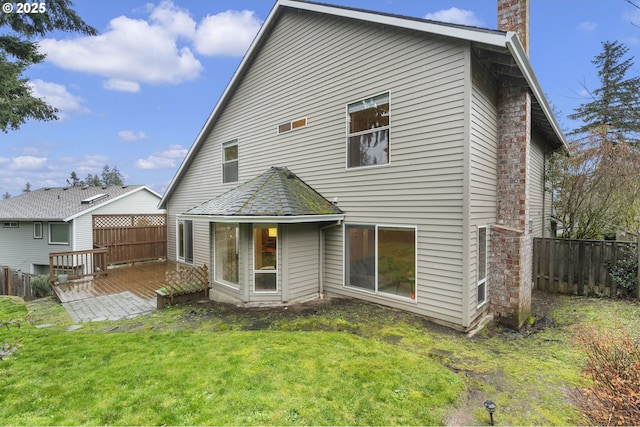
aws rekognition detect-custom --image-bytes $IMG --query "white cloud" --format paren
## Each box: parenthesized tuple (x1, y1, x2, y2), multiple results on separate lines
(118, 130, 148, 142)
(9, 156, 48, 171)
(39, 10, 203, 91)
(37, 1, 262, 92)
(28, 79, 88, 118)
(149, 0, 196, 39)
(136, 144, 187, 169)
(576, 21, 597, 32)
(424, 7, 483, 27)
(104, 79, 140, 93)
(194, 10, 261, 56)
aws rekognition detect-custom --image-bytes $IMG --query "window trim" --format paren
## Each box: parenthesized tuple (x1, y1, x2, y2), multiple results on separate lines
(345, 91, 391, 170)
(48, 222, 69, 245)
(343, 222, 417, 302)
(477, 225, 488, 308)
(3, 222, 18, 228)
(222, 139, 239, 184)
(33, 222, 43, 239)
(253, 224, 278, 294)
(213, 222, 240, 290)
(176, 218, 194, 264)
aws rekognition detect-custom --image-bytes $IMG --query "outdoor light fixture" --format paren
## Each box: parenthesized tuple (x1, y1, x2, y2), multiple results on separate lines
(484, 400, 496, 426)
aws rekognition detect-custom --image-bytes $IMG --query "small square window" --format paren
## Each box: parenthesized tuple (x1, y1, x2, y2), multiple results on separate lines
(49, 222, 69, 245)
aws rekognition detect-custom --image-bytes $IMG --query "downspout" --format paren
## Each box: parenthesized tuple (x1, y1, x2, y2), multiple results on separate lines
(318, 220, 343, 299)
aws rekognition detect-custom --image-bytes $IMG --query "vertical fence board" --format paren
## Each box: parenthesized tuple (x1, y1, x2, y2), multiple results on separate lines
(533, 238, 638, 297)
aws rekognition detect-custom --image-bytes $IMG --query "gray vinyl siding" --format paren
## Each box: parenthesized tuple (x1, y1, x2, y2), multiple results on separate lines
(167, 10, 469, 325)
(285, 223, 320, 301)
(530, 132, 547, 238)
(0, 221, 72, 273)
(467, 59, 498, 325)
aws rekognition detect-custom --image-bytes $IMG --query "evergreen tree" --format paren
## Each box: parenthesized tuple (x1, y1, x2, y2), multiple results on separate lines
(101, 165, 124, 186)
(66, 171, 81, 186)
(84, 173, 101, 187)
(0, 0, 96, 132)
(2, 191, 10, 200)
(22, 181, 31, 193)
(569, 40, 640, 145)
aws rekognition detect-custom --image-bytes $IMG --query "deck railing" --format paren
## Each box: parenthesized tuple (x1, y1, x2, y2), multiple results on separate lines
(49, 248, 108, 282)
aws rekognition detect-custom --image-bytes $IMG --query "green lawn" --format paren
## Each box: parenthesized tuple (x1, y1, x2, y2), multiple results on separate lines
(1, 292, 637, 425)
(0, 297, 462, 426)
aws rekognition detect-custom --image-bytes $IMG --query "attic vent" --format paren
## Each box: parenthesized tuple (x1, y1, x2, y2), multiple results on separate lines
(81, 194, 108, 204)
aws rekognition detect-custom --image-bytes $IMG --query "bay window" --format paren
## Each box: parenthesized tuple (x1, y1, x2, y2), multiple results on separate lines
(254, 225, 277, 292)
(215, 223, 239, 286)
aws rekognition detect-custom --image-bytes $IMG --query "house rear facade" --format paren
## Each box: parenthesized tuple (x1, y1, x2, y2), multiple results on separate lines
(159, 0, 567, 331)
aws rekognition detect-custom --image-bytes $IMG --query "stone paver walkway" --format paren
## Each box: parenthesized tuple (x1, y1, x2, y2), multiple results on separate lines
(62, 291, 156, 322)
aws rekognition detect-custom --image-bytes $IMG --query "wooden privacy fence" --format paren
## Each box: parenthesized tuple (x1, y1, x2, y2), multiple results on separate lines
(532, 237, 638, 297)
(0, 266, 33, 301)
(93, 214, 167, 265)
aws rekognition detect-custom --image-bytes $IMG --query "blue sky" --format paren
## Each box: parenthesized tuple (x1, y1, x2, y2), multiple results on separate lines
(2, 0, 639, 197)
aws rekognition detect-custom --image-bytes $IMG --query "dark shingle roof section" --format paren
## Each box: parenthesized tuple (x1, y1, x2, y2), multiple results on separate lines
(0, 185, 147, 221)
(185, 167, 343, 217)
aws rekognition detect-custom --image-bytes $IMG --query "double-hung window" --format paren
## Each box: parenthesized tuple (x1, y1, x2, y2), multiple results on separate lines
(222, 140, 238, 183)
(345, 224, 416, 299)
(177, 219, 193, 264)
(346, 92, 390, 168)
(477, 226, 487, 306)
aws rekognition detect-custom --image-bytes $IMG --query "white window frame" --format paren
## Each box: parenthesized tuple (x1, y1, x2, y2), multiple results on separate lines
(3, 222, 18, 228)
(345, 91, 391, 170)
(213, 222, 240, 290)
(33, 222, 43, 239)
(477, 225, 488, 307)
(277, 117, 307, 134)
(343, 223, 417, 302)
(48, 222, 69, 245)
(253, 224, 278, 293)
(176, 218, 194, 264)
(222, 140, 239, 184)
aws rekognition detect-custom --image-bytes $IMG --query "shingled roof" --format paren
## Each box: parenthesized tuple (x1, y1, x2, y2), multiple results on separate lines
(184, 167, 344, 222)
(0, 185, 159, 221)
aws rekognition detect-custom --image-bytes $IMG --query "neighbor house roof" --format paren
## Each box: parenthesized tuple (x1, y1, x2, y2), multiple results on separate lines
(159, 0, 569, 209)
(181, 167, 344, 223)
(0, 185, 161, 222)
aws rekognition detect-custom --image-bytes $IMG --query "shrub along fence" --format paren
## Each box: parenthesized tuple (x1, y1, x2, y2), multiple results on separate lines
(532, 237, 640, 298)
(0, 266, 34, 301)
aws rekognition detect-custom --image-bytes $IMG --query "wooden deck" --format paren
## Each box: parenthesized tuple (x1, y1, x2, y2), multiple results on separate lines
(53, 260, 177, 303)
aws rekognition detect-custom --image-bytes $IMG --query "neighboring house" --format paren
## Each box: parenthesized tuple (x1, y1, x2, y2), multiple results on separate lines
(0, 185, 163, 275)
(159, 0, 568, 331)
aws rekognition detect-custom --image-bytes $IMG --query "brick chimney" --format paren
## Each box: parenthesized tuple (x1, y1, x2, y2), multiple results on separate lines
(491, 0, 532, 330)
(497, 0, 529, 54)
